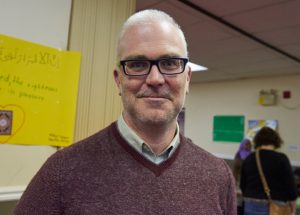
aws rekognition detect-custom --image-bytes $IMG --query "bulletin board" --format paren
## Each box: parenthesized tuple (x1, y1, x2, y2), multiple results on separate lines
(213, 115, 245, 142)
(0, 34, 81, 147)
(247, 119, 278, 140)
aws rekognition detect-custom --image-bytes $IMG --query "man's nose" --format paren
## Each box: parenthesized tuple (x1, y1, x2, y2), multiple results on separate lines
(145, 65, 165, 85)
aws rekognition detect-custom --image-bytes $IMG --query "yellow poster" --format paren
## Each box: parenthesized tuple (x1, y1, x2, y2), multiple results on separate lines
(0, 34, 81, 147)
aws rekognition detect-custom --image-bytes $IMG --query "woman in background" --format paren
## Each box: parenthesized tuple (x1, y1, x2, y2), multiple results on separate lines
(240, 127, 297, 215)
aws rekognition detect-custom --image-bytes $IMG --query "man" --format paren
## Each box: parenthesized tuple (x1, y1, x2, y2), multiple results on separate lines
(15, 9, 236, 214)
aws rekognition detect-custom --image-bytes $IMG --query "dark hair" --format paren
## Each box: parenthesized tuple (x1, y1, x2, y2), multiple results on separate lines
(253, 127, 283, 149)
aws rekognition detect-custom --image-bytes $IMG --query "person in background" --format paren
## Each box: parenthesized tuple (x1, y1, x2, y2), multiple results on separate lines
(14, 9, 236, 214)
(233, 138, 252, 215)
(240, 127, 298, 215)
(233, 138, 252, 183)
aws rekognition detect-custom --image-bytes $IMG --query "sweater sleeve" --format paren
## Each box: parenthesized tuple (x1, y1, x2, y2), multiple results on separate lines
(280, 154, 298, 201)
(14, 151, 62, 215)
(224, 161, 237, 215)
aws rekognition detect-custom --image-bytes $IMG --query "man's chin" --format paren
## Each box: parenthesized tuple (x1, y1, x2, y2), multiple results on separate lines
(138, 111, 174, 125)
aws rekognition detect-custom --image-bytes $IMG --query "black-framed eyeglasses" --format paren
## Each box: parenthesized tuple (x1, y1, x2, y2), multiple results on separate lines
(119, 57, 188, 76)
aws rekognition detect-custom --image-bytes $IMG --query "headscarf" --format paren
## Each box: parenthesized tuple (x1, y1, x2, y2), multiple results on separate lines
(236, 138, 252, 160)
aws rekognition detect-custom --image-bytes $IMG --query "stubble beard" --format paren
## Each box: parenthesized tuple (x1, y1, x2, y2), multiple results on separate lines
(123, 98, 182, 128)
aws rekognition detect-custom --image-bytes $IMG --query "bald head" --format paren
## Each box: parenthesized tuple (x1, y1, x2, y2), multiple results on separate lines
(117, 9, 188, 60)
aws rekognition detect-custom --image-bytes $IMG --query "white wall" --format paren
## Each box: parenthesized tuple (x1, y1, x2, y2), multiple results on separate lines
(0, 0, 71, 49)
(185, 74, 300, 166)
(0, 0, 72, 211)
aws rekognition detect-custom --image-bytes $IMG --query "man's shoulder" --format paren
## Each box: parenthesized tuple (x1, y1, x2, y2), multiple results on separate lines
(51, 122, 117, 161)
(180, 136, 231, 173)
(182, 136, 220, 161)
(70, 123, 113, 147)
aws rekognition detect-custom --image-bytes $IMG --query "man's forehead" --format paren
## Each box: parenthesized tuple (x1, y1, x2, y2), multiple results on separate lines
(119, 25, 186, 58)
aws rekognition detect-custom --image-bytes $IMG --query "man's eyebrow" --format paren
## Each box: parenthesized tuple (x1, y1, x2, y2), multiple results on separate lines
(123, 55, 148, 60)
(123, 54, 182, 61)
(158, 54, 181, 58)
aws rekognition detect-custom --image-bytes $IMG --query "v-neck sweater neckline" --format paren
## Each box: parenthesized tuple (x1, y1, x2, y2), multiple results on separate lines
(110, 122, 183, 176)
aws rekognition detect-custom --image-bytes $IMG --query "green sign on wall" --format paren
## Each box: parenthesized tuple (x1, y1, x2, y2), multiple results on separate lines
(213, 115, 245, 142)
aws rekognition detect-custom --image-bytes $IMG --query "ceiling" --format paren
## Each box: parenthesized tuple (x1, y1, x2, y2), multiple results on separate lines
(136, 0, 300, 83)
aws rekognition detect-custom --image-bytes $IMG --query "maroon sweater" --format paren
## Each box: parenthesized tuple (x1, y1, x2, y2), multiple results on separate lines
(15, 123, 236, 215)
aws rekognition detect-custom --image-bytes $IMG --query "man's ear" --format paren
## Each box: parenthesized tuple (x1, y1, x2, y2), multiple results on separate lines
(186, 65, 192, 94)
(114, 69, 122, 96)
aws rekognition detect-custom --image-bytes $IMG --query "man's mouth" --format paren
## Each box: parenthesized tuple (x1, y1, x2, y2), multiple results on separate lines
(137, 90, 171, 100)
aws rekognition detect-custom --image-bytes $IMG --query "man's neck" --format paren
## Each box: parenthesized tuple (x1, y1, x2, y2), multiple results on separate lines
(125, 118, 177, 155)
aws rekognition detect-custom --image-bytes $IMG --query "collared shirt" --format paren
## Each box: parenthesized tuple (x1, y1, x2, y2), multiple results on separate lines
(117, 115, 180, 164)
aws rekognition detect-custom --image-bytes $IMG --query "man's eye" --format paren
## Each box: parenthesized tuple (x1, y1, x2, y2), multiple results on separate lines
(127, 61, 148, 69)
(160, 59, 179, 69)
